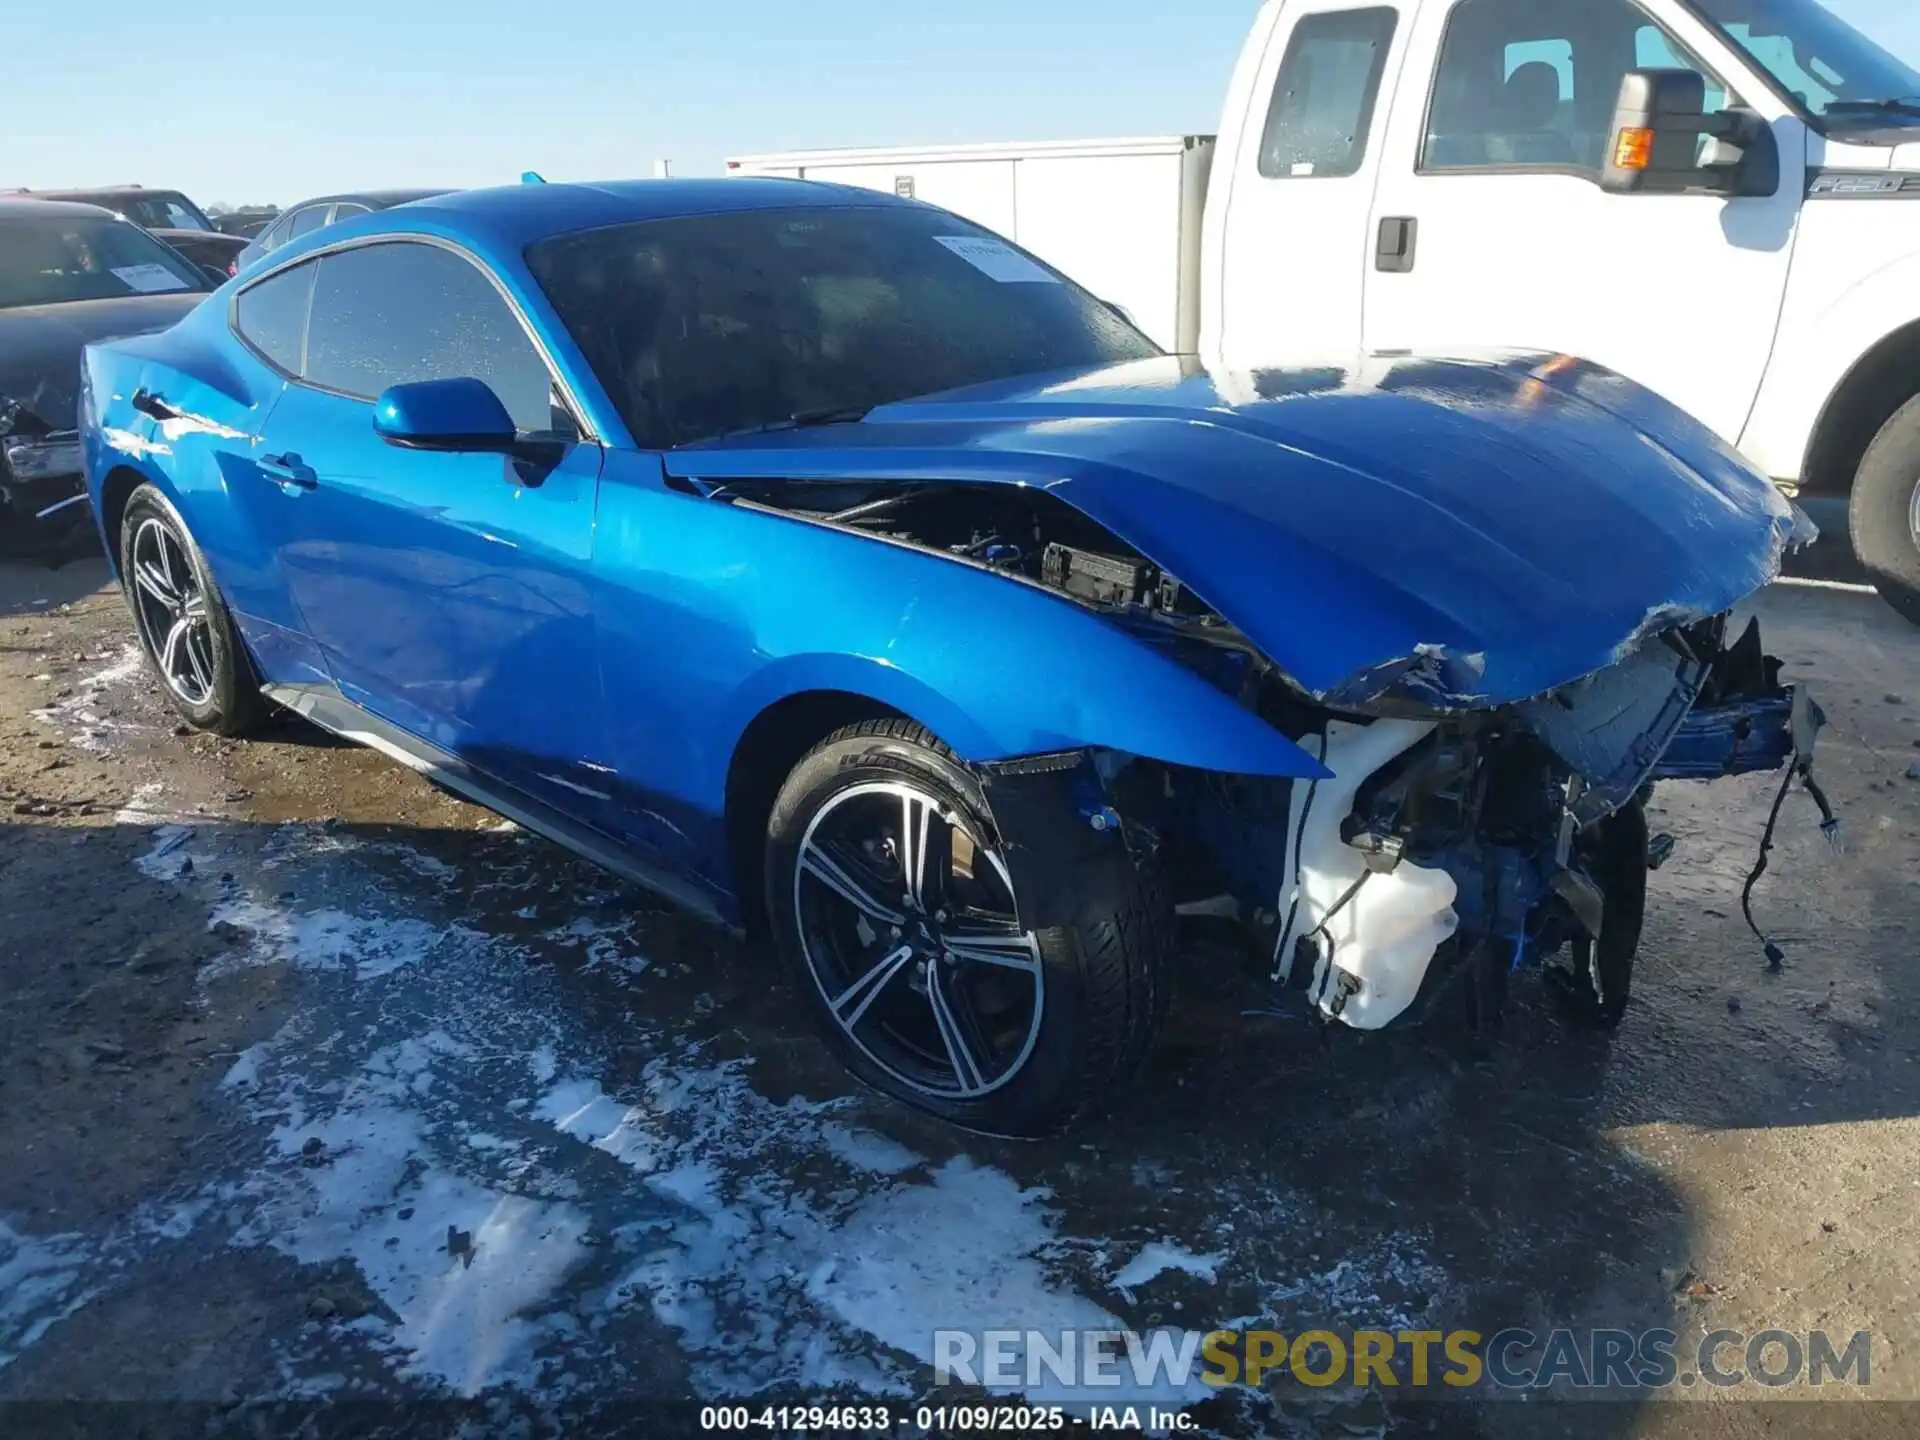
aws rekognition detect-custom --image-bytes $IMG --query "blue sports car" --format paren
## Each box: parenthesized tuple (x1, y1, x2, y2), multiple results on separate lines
(80, 179, 1822, 1134)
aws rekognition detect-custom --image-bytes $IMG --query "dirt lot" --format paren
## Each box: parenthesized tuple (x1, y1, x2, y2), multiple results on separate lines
(1, 555, 1918, 1439)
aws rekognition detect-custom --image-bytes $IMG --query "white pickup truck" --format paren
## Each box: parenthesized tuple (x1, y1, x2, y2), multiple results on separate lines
(731, 0, 1920, 623)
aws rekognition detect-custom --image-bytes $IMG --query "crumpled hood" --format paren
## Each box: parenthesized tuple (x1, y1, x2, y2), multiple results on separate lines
(0, 294, 201, 429)
(667, 353, 1796, 709)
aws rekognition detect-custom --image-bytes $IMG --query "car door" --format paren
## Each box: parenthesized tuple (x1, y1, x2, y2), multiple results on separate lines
(238, 237, 614, 819)
(1208, 2, 1414, 370)
(1361, 0, 1800, 442)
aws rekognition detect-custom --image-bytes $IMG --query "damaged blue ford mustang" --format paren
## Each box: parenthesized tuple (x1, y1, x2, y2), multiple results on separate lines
(81, 179, 1827, 1134)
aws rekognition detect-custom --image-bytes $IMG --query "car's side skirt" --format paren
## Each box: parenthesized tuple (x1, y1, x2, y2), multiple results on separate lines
(261, 682, 739, 934)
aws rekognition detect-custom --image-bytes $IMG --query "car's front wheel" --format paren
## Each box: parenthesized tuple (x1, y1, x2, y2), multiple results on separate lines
(765, 719, 1174, 1136)
(118, 483, 266, 736)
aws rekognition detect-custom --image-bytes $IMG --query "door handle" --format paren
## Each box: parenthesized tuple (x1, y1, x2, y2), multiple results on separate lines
(1376, 216, 1419, 273)
(259, 452, 317, 491)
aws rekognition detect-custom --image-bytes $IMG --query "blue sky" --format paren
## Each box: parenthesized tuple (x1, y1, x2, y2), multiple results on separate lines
(7, 0, 1917, 208)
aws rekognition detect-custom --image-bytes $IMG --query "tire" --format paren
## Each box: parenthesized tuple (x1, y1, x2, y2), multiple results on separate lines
(1851, 395, 1920, 627)
(117, 484, 267, 736)
(765, 719, 1174, 1136)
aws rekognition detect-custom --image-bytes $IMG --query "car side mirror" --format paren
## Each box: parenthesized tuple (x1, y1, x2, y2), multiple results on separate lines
(373, 378, 518, 452)
(1601, 69, 1777, 199)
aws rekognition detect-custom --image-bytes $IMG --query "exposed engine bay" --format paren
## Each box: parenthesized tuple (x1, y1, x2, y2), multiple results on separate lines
(721, 474, 1832, 1036)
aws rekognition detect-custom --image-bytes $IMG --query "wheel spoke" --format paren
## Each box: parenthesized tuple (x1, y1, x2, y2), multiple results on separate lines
(899, 791, 952, 912)
(182, 590, 207, 621)
(927, 966, 990, 1094)
(156, 529, 179, 595)
(801, 839, 905, 926)
(133, 561, 177, 608)
(944, 918, 1041, 974)
(160, 616, 191, 680)
(182, 625, 214, 694)
(829, 943, 916, 1031)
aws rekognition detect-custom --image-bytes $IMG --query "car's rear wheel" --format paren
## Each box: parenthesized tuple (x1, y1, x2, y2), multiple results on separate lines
(765, 719, 1174, 1136)
(119, 484, 266, 736)
(1852, 395, 1920, 628)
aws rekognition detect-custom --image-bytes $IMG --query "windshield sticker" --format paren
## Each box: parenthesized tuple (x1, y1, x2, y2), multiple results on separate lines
(933, 235, 1059, 283)
(110, 263, 191, 294)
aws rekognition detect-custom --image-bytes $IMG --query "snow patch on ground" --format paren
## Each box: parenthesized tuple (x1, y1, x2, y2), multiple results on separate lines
(202, 895, 479, 981)
(543, 916, 650, 976)
(30, 645, 148, 753)
(1265, 1235, 1449, 1333)
(0, 1221, 97, 1371)
(1111, 1242, 1224, 1297)
(230, 1034, 591, 1397)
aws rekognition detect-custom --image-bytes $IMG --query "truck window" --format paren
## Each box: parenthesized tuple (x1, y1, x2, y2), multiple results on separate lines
(1256, 8, 1400, 180)
(1424, 0, 1731, 175)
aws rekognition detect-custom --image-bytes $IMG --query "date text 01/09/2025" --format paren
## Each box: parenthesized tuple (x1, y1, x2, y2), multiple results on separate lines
(699, 1403, 1189, 1431)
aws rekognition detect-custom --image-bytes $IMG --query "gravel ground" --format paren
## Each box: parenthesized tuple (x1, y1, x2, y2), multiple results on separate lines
(1, 556, 1917, 1440)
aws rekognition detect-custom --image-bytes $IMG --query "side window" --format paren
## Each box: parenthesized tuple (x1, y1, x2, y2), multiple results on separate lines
(1425, 0, 1735, 175)
(233, 261, 318, 376)
(258, 212, 296, 252)
(287, 206, 329, 241)
(302, 241, 570, 434)
(1420, 0, 1735, 176)
(331, 203, 370, 220)
(1257, 8, 1400, 179)
(1635, 27, 1731, 114)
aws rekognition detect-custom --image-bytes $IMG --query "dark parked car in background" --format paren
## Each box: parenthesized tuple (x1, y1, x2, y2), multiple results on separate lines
(1, 200, 208, 559)
(233, 189, 451, 273)
(214, 206, 279, 239)
(152, 227, 249, 280)
(35, 186, 219, 235)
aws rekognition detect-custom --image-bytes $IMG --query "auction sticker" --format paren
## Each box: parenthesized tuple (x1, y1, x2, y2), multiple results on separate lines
(111, 264, 192, 294)
(933, 235, 1058, 283)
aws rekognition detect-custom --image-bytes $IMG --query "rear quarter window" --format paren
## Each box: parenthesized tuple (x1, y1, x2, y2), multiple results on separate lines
(233, 261, 317, 376)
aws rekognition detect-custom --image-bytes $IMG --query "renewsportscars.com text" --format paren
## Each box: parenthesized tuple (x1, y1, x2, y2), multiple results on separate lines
(934, 1326, 1872, 1392)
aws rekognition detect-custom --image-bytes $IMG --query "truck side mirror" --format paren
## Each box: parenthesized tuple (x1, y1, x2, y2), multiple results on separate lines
(1601, 68, 1778, 199)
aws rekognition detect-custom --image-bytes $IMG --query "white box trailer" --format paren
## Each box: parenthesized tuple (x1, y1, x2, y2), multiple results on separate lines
(727, 136, 1216, 352)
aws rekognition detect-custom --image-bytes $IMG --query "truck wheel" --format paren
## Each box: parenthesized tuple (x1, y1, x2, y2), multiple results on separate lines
(765, 718, 1174, 1136)
(1851, 396, 1920, 627)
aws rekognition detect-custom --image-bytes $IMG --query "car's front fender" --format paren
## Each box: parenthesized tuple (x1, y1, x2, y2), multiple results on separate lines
(592, 467, 1331, 874)
(721, 632, 1330, 784)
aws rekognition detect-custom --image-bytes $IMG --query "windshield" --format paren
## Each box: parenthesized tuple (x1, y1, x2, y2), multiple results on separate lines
(1688, 0, 1920, 119)
(121, 193, 214, 231)
(0, 214, 207, 311)
(527, 205, 1159, 448)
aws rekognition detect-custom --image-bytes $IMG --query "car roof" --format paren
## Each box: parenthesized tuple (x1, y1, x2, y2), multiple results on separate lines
(391, 178, 918, 246)
(38, 187, 190, 203)
(292, 188, 454, 209)
(0, 197, 118, 221)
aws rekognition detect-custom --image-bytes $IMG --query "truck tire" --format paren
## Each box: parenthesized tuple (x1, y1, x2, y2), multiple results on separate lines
(1851, 396, 1920, 627)
(766, 718, 1174, 1136)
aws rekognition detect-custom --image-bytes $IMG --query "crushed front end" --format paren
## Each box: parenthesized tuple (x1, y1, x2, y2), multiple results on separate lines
(998, 602, 1829, 1037)
(1258, 612, 1830, 1032)
(0, 396, 89, 562)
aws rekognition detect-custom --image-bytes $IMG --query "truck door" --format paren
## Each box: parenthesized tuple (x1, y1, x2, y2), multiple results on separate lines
(1207, 1, 1415, 370)
(1360, 0, 1801, 442)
